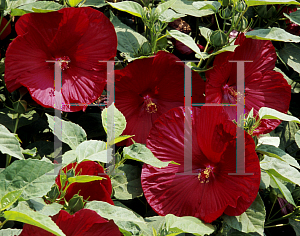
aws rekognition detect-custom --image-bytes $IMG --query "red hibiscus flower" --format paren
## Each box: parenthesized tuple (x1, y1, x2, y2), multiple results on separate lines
(114, 51, 205, 145)
(141, 106, 260, 223)
(56, 161, 114, 205)
(20, 209, 122, 236)
(4, 7, 117, 112)
(0, 17, 11, 40)
(205, 33, 291, 135)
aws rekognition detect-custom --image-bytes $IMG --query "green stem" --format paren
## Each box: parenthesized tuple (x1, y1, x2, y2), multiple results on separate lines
(266, 209, 298, 225)
(6, 113, 21, 167)
(197, 41, 209, 68)
(264, 223, 289, 228)
(215, 14, 221, 31)
(0, 220, 8, 229)
(0, 18, 12, 37)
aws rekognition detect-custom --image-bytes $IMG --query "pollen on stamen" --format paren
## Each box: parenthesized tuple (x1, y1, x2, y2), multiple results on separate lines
(198, 166, 214, 183)
(143, 95, 157, 113)
(56, 56, 70, 70)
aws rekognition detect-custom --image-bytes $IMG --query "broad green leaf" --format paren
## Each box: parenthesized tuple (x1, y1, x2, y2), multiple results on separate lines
(257, 136, 280, 147)
(155, 0, 177, 15)
(124, 143, 177, 168)
(46, 113, 87, 150)
(0, 159, 56, 200)
(22, 147, 37, 157)
(109, 135, 134, 146)
(111, 164, 143, 200)
(0, 229, 22, 236)
(102, 103, 126, 140)
(4, 203, 65, 236)
(85, 201, 151, 235)
(108, 1, 143, 18)
(4, 0, 37, 15)
(192, 1, 221, 13)
(158, 9, 186, 23)
(83, 0, 107, 7)
(27, 198, 62, 216)
(62, 149, 77, 167)
(269, 173, 296, 206)
(110, 12, 148, 59)
(289, 217, 300, 236)
(256, 144, 300, 168)
(68, 175, 104, 184)
(165, 214, 215, 235)
(67, 0, 82, 7)
(199, 26, 212, 41)
(260, 155, 300, 186)
(284, 10, 300, 26)
(296, 130, 300, 148)
(223, 194, 265, 236)
(75, 140, 111, 163)
(195, 45, 239, 60)
(260, 170, 270, 189)
(246, 27, 300, 42)
(259, 107, 300, 123)
(0, 189, 23, 211)
(245, 0, 299, 6)
(144, 216, 166, 234)
(171, 0, 215, 17)
(279, 43, 300, 74)
(0, 124, 24, 160)
(168, 30, 204, 59)
(0, 108, 39, 132)
(18, 1, 63, 12)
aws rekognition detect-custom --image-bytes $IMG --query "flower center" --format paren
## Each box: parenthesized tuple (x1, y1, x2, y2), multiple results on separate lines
(223, 84, 243, 103)
(198, 166, 214, 183)
(143, 95, 157, 113)
(56, 56, 70, 70)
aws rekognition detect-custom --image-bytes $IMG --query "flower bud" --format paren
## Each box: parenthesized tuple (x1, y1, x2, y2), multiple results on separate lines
(220, 0, 229, 7)
(47, 184, 60, 202)
(66, 194, 84, 214)
(236, 1, 246, 12)
(235, 16, 248, 31)
(219, 7, 232, 20)
(66, 168, 75, 179)
(13, 100, 27, 114)
(210, 30, 228, 47)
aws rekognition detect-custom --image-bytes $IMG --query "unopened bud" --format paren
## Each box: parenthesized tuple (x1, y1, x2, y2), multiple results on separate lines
(236, 1, 246, 12)
(210, 30, 228, 47)
(67, 194, 84, 214)
(219, 7, 232, 20)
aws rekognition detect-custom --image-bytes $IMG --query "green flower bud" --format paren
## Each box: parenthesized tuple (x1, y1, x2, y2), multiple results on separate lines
(210, 30, 228, 47)
(13, 100, 27, 114)
(219, 7, 232, 20)
(67, 194, 84, 214)
(66, 168, 75, 179)
(236, 1, 246, 12)
(235, 16, 248, 31)
(220, 0, 229, 7)
(47, 184, 60, 202)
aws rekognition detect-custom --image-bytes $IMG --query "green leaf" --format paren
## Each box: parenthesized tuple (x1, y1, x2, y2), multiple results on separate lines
(158, 8, 185, 23)
(4, 203, 65, 236)
(144, 216, 166, 234)
(260, 155, 300, 186)
(109, 135, 134, 146)
(124, 143, 178, 168)
(296, 130, 300, 148)
(244, 0, 299, 6)
(246, 27, 300, 42)
(155, 0, 177, 15)
(108, 1, 143, 18)
(256, 144, 300, 168)
(199, 26, 212, 41)
(10, 8, 27, 16)
(0, 229, 22, 236)
(0, 124, 24, 160)
(0, 108, 39, 132)
(18, 1, 63, 12)
(192, 1, 221, 13)
(27, 198, 62, 216)
(82, 0, 107, 8)
(168, 30, 204, 59)
(68, 175, 104, 184)
(279, 43, 300, 74)
(4, 0, 37, 16)
(102, 103, 126, 141)
(111, 164, 143, 200)
(110, 12, 148, 59)
(260, 170, 270, 189)
(75, 140, 112, 163)
(284, 10, 300, 26)
(259, 107, 300, 123)
(67, 0, 82, 7)
(62, 149, 77, 167)
(171, 0, 215, 17)
(289, 217, 300, 236)
(165, 214, 215, 235)
(0, 189, 23, 211)
(223, 194, 265, 236)
(0, 159, 56, 200)
(269, 173, 296, 206)
(85, 201, 151, 235)
(46, 113, 87, 150)
(195, 45, 239, 60)
(22, 147, 37, 157)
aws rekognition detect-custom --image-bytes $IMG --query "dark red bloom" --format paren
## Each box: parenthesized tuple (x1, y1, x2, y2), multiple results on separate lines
(20, 209, 122, 236)
(4, 7, 117, 112)
(0, 17, 11, 40)
(56, 161, 113, 205)
(141, 106, 260, 223)
(205, 33, 291, 135)
(114, 51, 205, 145)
